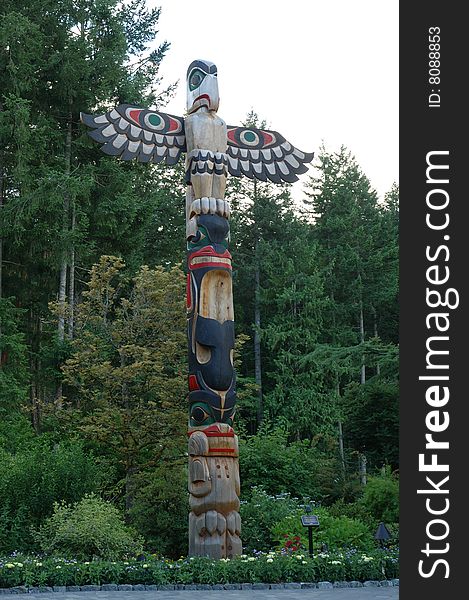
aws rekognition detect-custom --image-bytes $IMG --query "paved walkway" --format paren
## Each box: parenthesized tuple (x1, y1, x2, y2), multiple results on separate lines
(26, 590, 399, 600)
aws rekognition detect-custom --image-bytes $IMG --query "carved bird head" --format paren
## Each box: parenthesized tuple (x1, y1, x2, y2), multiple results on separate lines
(186, 59, 219, 114)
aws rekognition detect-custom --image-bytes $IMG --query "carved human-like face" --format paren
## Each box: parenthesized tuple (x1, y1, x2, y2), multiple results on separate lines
(186, 59, 219, 114)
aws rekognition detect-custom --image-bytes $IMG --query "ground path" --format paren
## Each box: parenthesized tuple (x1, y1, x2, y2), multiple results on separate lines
(24, 589, 399, 600)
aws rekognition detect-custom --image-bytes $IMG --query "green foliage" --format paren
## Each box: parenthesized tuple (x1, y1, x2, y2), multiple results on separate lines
(56, 256, 187, 547)
(260, 231, 337, 439)
(60, 257, 186, 494)
(239, 487, 304, 553)
(239, 426, 336, 502)
(0, 550, 399, 588)
(129, 464, 188, 558)
(271, 507, 375, 552)
(0, 298, 33, 454)
(0, 298, 28, 416)
(0, 441, 103, 553)
(0, 0, 176, 435)
(359, 474, 399, 525)
(343, 378, 399, 469)
(34, 494, 143, 560)
(327, 498, 375, 531)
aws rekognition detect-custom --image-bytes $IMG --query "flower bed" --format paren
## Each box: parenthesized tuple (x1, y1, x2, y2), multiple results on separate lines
(0, 549, 399, 589)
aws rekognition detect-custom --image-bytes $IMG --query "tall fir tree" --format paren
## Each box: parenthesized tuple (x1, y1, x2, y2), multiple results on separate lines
(0, 0, 177, 427)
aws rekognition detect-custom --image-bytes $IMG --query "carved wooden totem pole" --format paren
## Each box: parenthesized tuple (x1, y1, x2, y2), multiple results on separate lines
(81, 59, 313, 558)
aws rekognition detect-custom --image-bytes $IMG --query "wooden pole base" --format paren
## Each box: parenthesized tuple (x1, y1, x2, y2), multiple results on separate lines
(188, 426, 242, 558)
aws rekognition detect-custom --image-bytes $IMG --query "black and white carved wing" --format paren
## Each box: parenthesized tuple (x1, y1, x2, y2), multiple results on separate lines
(225, 125, 314, 184)
(80, 104, 186, 165)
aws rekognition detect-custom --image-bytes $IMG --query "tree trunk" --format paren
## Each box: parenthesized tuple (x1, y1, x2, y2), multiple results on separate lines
(359, 298, 366, 384)
(67, 198, 76, 339)
(58, 106, 73, 342)
(56, 106, 73, 405)
(254, 244, 263, 427)
(29, 307, 41, 432)
(125, 464, 138, 518)
(338, 419, 346, 480)
(359, 452, 367, 486)
(372, 305, 380, 375)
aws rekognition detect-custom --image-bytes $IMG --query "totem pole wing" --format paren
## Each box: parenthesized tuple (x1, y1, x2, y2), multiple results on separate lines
(225, 125, 314, 184)
(80, 104, 186, 165)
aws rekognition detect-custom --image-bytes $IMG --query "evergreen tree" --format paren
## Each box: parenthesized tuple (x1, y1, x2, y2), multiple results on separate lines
(60, 256, 187, 515)
(0, 0, 176, 426)
(304, 147, 399, 475)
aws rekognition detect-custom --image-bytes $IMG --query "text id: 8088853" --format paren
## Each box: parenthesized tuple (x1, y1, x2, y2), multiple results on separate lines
(428, 26, 441, 108)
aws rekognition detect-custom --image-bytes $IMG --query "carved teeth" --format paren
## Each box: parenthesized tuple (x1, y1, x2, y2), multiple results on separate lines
(201, 197, 210, 214)
(190, 199, 201, 217)
(191, 256, 231, 266)
(190, 198, 231, 218)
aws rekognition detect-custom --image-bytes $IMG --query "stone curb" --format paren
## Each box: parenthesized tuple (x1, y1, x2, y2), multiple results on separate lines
(0, 580, 400, 593)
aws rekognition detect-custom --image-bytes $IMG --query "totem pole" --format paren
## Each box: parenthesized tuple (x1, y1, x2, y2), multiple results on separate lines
(81, 59, 314, 558)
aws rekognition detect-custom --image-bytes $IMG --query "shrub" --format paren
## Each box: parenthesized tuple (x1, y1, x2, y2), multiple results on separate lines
(359, 474, 399, 525)
(239, 426, 335, 501)
(129, 465, 188, 558)
(34, 494, 143, 560)
(328, 498, 375, 530)
(239, 487, 304, 552)
(0, 440, 103, 554)
(271, 507, 375, 552)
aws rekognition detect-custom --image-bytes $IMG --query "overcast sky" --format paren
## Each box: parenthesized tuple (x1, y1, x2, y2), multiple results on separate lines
(148, 0, 398, 201)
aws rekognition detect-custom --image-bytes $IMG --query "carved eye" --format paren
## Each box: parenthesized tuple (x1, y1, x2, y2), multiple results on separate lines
(227, 127, 275, 149)
(191, 405, 210, 425)
(144, 112, 165, 131)
(193, 230, 205, 243)
(189, 69, 205, 91)
(240, 130, 260, 146)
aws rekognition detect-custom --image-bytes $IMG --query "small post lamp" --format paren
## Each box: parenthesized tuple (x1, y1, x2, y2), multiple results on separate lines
(301, 504, 320, 558)
(374, 522, 391, 548)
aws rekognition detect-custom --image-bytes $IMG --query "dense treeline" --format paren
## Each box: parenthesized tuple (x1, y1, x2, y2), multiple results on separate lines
(0, 1, 398, 557)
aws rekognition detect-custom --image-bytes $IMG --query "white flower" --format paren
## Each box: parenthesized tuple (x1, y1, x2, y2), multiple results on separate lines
(5, 563, 15, 569)
(14, 562, 24, 568)
(296, 554, 305, 560)
(143, 564, 149, 568)
(302, 561, 307, 565)
(35, 562, 43, 567)
(56, 566, 62, 570)
(331, 560, 342, 565)
(240, 554, 247, 559)
(266, 558, 273, 563)
(84, 562, 90, 565)
(247, 557, 255, 562)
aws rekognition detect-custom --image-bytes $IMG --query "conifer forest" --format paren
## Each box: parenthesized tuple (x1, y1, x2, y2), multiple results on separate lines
(0, 0, 398, 562)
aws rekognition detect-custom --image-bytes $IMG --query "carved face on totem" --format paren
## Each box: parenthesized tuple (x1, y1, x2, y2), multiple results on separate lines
(187, 212, 235, 429)
(186, 59, 220, 114)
